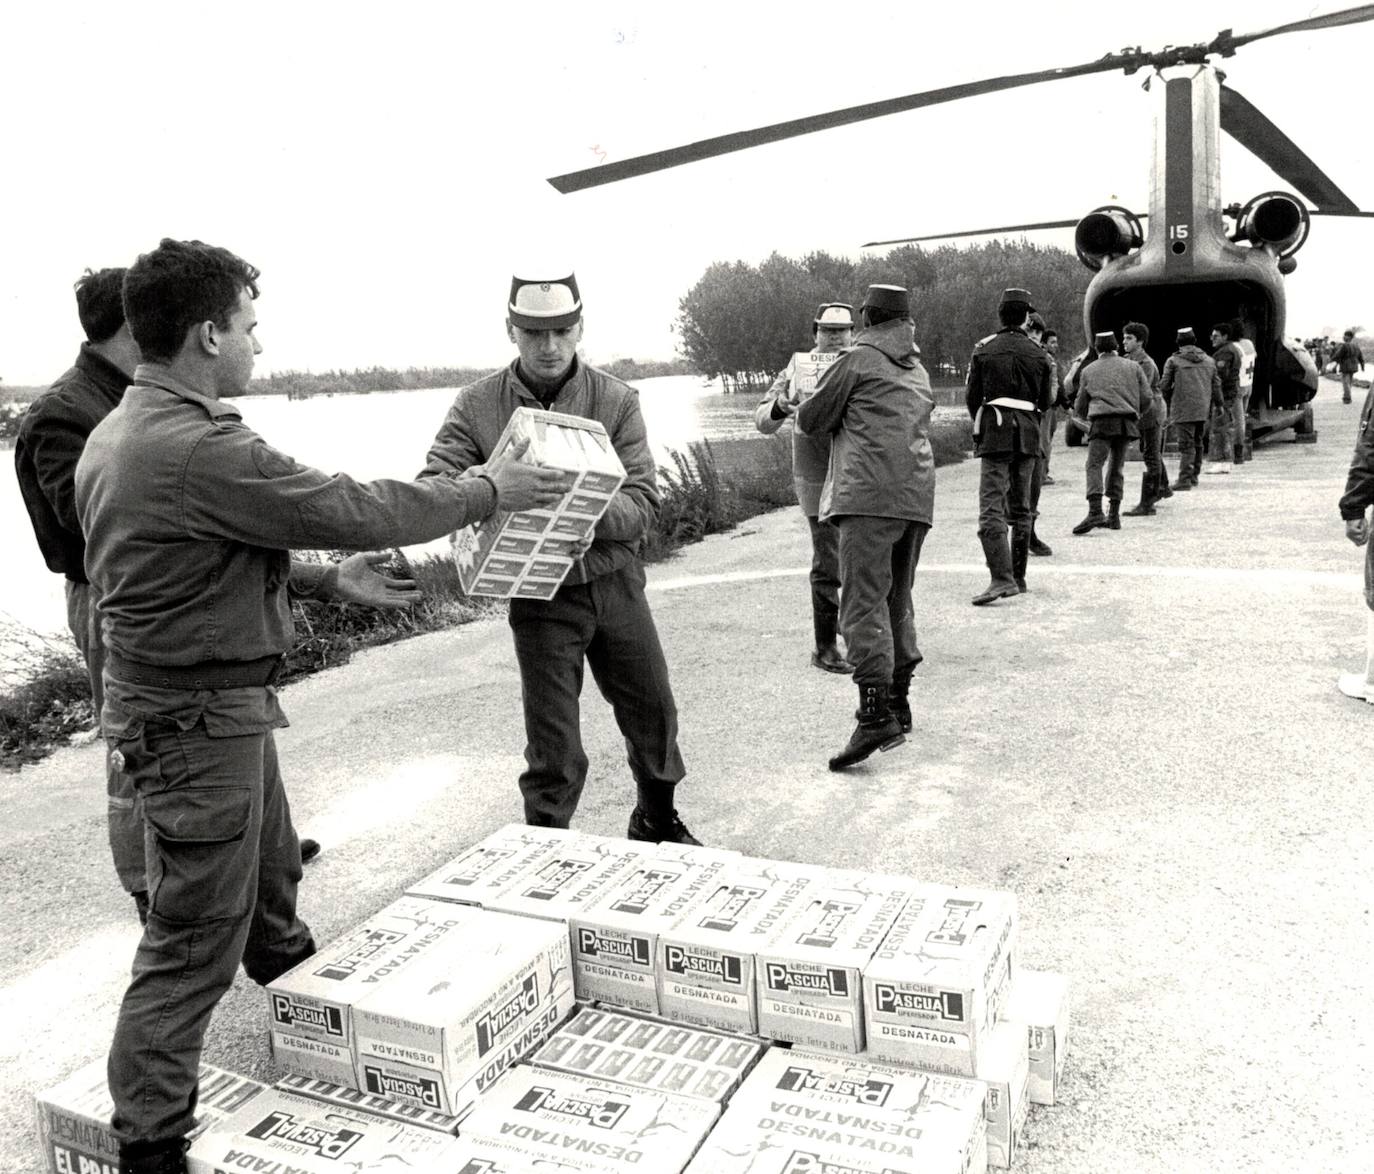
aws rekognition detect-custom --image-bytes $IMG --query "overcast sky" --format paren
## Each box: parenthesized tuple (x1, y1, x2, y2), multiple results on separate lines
(2, 0, 1371, 383)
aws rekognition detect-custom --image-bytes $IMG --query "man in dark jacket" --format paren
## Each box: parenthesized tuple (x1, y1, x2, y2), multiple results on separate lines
(15, 268, 147, 918)
(1338, 380, 1374, 702)
(77, 239, 570, 1174)
(423, 273, 700, 843)
(797, 285, 934, 770)
(1333, 330, 1365, 404)
(1159, 328, 1223, 490)
(1121, 321, 1166, 516)
(1207, 322, 1243, 474)
(965, 288, 1054, 603)
(1071, 332, 1150, 533)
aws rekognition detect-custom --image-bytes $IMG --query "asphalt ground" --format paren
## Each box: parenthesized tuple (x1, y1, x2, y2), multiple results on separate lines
(4, 376, 1371, 1172)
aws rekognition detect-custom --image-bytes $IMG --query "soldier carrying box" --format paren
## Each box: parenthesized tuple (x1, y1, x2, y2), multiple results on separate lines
(422, 272, 701, 845)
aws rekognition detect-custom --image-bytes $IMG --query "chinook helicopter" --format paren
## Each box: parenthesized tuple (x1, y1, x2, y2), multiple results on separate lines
(546, 6, 1374, 443)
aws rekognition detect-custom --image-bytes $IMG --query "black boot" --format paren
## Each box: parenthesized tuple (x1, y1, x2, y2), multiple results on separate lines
(1233, 441, 1245, 465)
(1122, 473, 1156, 517)
(119, 1139, 189, 1174)
(810, 606, 852, 674)
(1011, 531, 1030, 593)
(627, 806, 702, 845)
(890, 675, 912, 734)
(829, 683, 905, 770)
(1156, 470, 1173, 498)
(1107, 497, 1122, 530)
(1072, 494, 1108, 535)
(1028, 526, 1053, 557)
(972, 533, 1019, 606)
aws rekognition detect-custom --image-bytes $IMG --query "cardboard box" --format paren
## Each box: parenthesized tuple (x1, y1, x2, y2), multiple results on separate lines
(186, 1087, 464, 1173)
(527, 1005, 763, 1103)
(979, 1020, 1029, 1169)
(862, 883, 1017, 1076)
(35, 1060, 264, 1174)
(569, 851, 735, 1012)
(274, 1073, 461, 1134)
(788, 351, 842, 400)
(266, 896, 477, 1072)
(655, 858, 825, 1034)
(756, 870, 916, 1052)
(460, 1066, 719, 1174)
(1002, 968, 1070, 1106)
(447, 1134, 599, 1171)
(406, 824, 587, 908)
(686, 1047, 986, 1174)
(451, 407, 626, 599)
(351, 908, 575, 1116)
(482, 835, 646, 925)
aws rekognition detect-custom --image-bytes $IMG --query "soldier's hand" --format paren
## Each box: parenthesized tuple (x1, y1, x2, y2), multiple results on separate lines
(486, 438, 571, 511)
(1346, 517, 1368, 547)
(775, 393, 798, 416)
(333, 551, 423, 609)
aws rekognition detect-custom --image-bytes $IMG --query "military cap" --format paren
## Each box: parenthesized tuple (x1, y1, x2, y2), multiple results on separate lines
(999, 287, 1035, 310)
(508, 274, 582, 330)
(861, 285, 910, 315)
(1094, 330, 1116, 344)
(814, 303, 854, 328)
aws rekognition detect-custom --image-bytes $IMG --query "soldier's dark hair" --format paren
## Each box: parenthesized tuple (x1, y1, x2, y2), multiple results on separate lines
(123, 239, 260, 363)
(863, 306, 910, 328)
(1211, 322, 1232, 339)
(74, 268, 128, 343)
(1123, 321, 1149, 344)
(998, 301, 1031, 328)
(1042, 329, 1058, 343)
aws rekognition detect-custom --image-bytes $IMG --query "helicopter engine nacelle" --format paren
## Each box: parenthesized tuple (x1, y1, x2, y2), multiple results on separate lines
(1074, 205, 1145, 272)
(1235, 192, 1309, 259)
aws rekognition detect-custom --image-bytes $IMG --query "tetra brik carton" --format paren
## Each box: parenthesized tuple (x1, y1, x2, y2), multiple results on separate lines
(755, 869, 916, 1052)
(862, 883, 1017, 1078)
(350, 907, 575, 1116)
(267, 896, 475, 1086)
(186, 1086, 465, 1174)
(451, 407, 626, 599)
(460, 1066, 719, 1174)
(406, 824, 586, 909)
(569, 850, 736, 1012)
(655, 857, 824, 1034)
(979, 1019, 1030, 1169)
(1002, 968, 1070, 1105)
(35, 1060, 265, 1174)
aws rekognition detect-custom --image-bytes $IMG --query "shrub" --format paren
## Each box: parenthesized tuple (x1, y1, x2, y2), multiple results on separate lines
(0, 624, 94, 769)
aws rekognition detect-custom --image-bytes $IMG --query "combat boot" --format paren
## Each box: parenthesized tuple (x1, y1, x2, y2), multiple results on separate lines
(829, 683, 905, 771)
(810, 606, 852, 674)
(1156, 470, 1174, 498)
(119, 1139, 189, 1174)
(1011, 531, 1030, 593)
(890, 675, 912, 734)
(1107, 498, 1122, 529)
(1028, 526, 1053, 557)
(1123, 472, 1156, 516)
(627, 806, 702, 845)
(972, 533, 1019, 606)
(1072, 494, 1108, 534)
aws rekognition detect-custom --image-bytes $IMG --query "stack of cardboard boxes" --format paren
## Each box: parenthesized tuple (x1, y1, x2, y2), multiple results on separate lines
(34, 823, 1071, 1174)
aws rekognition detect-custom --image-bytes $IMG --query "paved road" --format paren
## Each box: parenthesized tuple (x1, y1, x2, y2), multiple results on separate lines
(5, 378, 1372, 1172)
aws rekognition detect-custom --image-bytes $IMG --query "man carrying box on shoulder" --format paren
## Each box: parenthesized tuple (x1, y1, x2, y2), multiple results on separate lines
(422, 273, 700, 845)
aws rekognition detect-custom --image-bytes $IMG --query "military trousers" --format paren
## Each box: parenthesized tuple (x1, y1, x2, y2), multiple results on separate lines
(834, 515, 929, 688)
(65, 579, 145, 895)
(805, 514, 841, 643)
(1085, 436, 1130, 501)
(977, 454, 1036, 541)
(1175, 421, 1206, 483)
(509, 562, 686, 828)
(106, 703, 313, 1145)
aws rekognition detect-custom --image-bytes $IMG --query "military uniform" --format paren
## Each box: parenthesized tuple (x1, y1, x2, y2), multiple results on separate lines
(76, 362, 504, 1152)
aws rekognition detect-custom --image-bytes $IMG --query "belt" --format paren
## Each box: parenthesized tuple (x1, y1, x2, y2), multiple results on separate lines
(973, 397, 1037, 435)
(106, 652, 285, 690)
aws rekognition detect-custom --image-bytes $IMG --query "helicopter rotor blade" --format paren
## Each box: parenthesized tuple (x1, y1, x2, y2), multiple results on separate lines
(547, 56, 1134, 194)
(862, 218, 1088, 248)
(1219, 85, 1360, 213)
(1213, 3, 1374, 53)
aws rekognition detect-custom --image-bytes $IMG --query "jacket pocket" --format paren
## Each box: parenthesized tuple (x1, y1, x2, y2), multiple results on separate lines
(143, 785, 252, 846)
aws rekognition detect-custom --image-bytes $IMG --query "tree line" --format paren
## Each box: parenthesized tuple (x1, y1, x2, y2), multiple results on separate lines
(675, 241, 1092, 392)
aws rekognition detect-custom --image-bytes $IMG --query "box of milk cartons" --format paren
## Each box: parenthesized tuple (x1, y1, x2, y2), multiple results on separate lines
(406, 824, 586, 909)
(451, 407, 626, 599)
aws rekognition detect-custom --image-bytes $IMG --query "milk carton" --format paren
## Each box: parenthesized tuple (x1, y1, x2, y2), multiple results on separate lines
(274, 1073, 461, 1133)
(569, 850, 735, 1012)
(656, 857, 822, 1034)
(350, 908, 575, 1115)
(755, 869, 917, 1051)
(1003, 967, 1070, 1105)
(979, 1020, 1030, 1168)
(862, 883, 1017, 1076)
(406, 824, 587, 908)
(266, 896, 476, 1085)
(451, 407, 626, 599)
(787, 351, 842, 400)
(34, 1060, 264, 1174)
(460, 1066, 719, 1174)
(186, 1086, 464, 1173)
(685, 1047, 986, 1174)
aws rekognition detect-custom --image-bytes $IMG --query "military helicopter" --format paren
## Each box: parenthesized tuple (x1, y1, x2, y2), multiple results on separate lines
(547, 6, 1374, 443)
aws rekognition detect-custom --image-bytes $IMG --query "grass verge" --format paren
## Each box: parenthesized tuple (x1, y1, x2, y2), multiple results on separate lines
(2, 416, 972, 770)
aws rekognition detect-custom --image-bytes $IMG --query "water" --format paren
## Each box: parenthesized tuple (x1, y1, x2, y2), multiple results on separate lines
(2, 374, 763, 649)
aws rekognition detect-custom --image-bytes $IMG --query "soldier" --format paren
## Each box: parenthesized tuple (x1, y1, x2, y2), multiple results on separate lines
(796, 285, 934, 770)
(1023, 314, 1056, 557)
(1121, 322, 1166, 517)
(1159, 327, 1223, 491)
(1333, 330, 1365, 404)
(1338, 376, 1374, 703)
(76, 238, 568, 1174)
(1205, 322, 1241, 475)
(423, 273, 700, 844)
(965, 288, 1054, 602)
(755, 302, 855, 673)
(1071, 331, 1150, 533)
